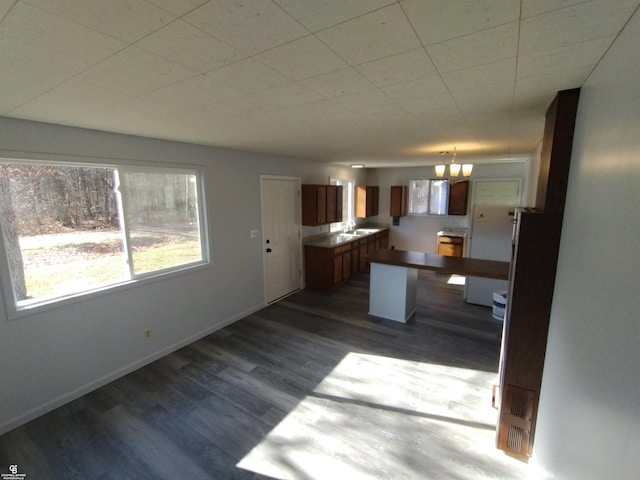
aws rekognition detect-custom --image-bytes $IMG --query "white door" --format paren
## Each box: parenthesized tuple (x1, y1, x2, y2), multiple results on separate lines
(261, 176, 302, 304)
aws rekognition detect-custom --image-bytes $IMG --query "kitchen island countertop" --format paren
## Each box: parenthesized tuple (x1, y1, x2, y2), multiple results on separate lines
(368, 249, 509, 280)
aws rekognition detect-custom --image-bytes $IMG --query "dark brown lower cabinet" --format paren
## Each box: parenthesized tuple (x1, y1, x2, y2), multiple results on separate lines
(305, 230, 389, 289)
(305, 243, 352, 290)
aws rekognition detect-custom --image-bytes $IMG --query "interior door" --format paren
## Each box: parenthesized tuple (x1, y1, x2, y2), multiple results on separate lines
(261, 176, 302, 304)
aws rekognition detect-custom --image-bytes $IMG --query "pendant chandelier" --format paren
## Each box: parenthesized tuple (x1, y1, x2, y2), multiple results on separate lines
(435, 147, 473, 182)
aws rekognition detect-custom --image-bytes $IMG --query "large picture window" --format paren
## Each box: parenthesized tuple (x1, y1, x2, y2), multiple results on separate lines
(409, 179, 449, 215)
(0, 160, 207, 311)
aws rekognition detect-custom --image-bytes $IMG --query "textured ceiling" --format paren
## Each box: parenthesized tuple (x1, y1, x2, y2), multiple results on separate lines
(1, 0, 638, 167)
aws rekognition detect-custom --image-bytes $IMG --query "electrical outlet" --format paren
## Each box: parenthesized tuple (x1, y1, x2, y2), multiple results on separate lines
(250, 229, 259, 238)
(145, 329, 152, 339)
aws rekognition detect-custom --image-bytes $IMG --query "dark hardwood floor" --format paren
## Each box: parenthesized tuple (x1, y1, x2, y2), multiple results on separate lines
(0, 272, 530, 479)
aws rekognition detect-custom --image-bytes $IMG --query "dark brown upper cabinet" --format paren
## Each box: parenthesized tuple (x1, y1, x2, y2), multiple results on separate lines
(448, 180, 469, 215)
(390, 185, 407, 217)
(302, 184, 343, 226)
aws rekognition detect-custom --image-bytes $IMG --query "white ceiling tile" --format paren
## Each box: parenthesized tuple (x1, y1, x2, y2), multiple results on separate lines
(516, 36, 614, 80)
(392, 92, 459, 118)
(183, 0, 309, 55)
(453, 81, 515, 115)
(300, 68, 375, 98)
(519, 1, 639, 55)
(426, 22, 518, 73)
(145, 0, 209, 17)
(136, 20, 246, 73)
(0, 66, 61, 114)
(8, 78, 133, 120)
(2, 2, 126, 62)
(255, 35, 349, 80)
(442, 58, 516, 92)
(381, 76, 449, 102)
(23, 0, 175, 43)
(514, 67, 592, 101)
(248, 83, 325, 112)
(317, 4, 422, 65)
(274, 0, 394, 32)
(520, 0, 585, 18)
(0, 2, 126, 111)
(401, 0, 521, 45)
(0, 0, 15, 19)
(206, 58, 291, 93)
(142, 75, 247, 109)
(73, 46, 197, 98)
(355, 48, 439, 87)
(332, 88, 395, 112)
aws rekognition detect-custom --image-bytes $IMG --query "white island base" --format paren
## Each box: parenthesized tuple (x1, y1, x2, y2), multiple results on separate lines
(369, 262, 418, 323)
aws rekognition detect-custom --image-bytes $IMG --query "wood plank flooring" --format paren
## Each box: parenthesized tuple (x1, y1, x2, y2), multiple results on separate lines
(0, 272, 530, 479)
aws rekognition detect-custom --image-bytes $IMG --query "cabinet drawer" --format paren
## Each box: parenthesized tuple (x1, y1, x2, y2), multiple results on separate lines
(437, 243, 463, 257)
(333, 244, 352, 255)
(438, 236, 463, 245)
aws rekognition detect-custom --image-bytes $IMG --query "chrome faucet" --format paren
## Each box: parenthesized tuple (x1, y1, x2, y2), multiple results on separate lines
(343, 218, 356, 233)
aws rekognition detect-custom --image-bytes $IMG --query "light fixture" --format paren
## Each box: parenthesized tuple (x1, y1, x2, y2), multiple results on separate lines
(350, 163, 365, 168)
(435, 147, 472, 183)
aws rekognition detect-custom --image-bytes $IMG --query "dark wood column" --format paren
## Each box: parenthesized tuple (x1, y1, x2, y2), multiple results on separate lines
(496, 88, 580, 461)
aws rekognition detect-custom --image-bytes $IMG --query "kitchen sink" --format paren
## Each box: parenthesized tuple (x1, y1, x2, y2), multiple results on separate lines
(335, 233, 359, 242)
(353, 228, 379, 235)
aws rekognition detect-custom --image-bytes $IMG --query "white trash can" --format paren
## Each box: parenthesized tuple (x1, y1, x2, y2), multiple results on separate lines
(492, 290, 507, 321)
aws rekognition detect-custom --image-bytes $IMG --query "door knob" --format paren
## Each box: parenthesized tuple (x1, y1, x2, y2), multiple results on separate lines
(266, 248, 272, 253)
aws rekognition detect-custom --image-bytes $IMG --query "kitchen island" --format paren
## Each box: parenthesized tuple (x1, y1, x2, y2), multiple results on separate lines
(368, 249, 510, 322)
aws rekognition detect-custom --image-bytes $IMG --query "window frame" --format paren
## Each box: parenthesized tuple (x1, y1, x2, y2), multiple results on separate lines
(329, 177, 355, 232)
(408, 178, 450, 216)
(0, 155, 210, 318)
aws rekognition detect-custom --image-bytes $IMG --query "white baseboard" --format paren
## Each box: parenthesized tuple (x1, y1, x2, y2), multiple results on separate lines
(0, 302, 265, 436)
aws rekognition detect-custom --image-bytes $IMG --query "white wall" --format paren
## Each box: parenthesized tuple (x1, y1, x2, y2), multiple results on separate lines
(367, 162, 528, 252)
(534, 8, 640, 479)
(0, 117, 362, 434)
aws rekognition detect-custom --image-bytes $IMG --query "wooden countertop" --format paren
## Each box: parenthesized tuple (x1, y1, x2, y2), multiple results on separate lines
(368, 249, 510, 280)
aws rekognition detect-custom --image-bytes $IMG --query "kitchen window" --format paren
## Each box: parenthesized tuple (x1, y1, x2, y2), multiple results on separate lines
(329, 178, 355, 232)
(0, 159, 208, 312)
(408, 179, 449, 215)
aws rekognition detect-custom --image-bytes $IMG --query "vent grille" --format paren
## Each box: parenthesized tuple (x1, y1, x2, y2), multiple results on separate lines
(497, 385, 536, 461)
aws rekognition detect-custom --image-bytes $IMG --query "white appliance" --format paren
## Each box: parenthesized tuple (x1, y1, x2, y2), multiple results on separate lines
(465, 205, 515, 306)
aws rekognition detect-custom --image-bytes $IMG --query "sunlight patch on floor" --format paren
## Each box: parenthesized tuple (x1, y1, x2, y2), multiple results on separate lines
(237, 352, 531, 480)
(447, 274, 466, 286)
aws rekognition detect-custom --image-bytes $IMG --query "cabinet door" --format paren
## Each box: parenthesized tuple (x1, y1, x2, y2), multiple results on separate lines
(351, 241, 360, 275)
(370, 186, 379, 216)
(326, 185, 337, 223)
(302, 185, 329, 226)
(380, 230, 389, 249)
(359, 241, 368, 272)
(448, 181, 469, 215)
(356, 185, 380, 218)
(326, 185, 344, 224)
(333, 253, 343, 283)
(390, 186, 407, 217)
(317, 186, 327, 224)
(343, 250, 352, 280)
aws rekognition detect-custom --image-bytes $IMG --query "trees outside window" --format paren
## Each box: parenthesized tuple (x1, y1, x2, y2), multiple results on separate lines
(0, 160, 207, 311)
(409, 179, 449, 215)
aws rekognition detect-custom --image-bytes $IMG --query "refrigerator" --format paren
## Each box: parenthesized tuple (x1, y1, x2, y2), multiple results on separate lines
(465, 205, 516, 306)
